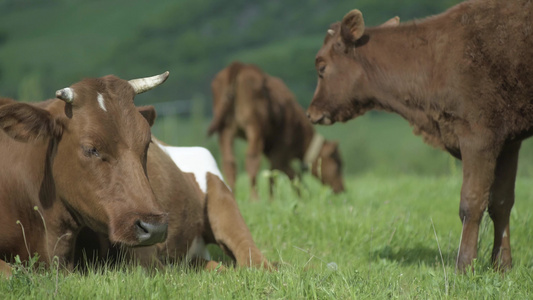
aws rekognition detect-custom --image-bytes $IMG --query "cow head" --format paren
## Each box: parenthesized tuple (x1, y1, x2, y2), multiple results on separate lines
(0, 72, 170, 247)
(307, 10, 400, 125)
(313, 141, 344, 193)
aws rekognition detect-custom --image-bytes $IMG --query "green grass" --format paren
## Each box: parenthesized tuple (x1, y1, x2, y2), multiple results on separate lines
(2, 173, 533, 299)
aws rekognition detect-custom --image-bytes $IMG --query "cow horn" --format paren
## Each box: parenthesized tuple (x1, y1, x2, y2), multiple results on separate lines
(128, 71, 170, 94)
(55, 87, 75, 103)
(327, 29, 335, 36)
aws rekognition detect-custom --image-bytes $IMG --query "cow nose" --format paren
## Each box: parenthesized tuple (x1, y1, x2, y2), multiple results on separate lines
(309, 113, 325, 124)
(135, 220, 168, 246)
(306, 107, 325, 124)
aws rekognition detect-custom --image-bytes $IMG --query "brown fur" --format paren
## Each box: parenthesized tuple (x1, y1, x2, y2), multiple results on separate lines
(75, 135, 271, 270)
(0, 75, 167, 277)
(307, 0, 533, 272)
(208, 62, 344, 197)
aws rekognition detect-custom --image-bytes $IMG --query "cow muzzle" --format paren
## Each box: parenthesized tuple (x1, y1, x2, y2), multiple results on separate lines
(134, 219, 168, 246)
(307, 107, 333, 125)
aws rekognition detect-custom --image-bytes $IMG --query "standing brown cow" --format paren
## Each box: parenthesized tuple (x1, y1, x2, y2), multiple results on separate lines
(307, 0, 533, 272)
(208, 62, 344, 198)
(75, 131, 271, 270)
(0, 72, 169, 277)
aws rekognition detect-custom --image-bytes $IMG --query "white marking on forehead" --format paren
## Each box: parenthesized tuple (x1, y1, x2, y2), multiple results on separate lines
(327, 29, 335, 36)
(97, 93, 107, 112)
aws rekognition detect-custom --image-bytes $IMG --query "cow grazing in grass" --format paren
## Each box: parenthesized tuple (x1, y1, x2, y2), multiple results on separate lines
(307, 0, 533, 272)
(75, 132, 271, 271)
(0, 72, 170, 278)
(208, 62, 344, 198)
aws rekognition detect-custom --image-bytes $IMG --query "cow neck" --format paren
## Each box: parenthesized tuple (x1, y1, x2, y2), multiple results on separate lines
(41, 136, 80, 265)
(14, 135, 80, 267)
(360, 17, 458, 126)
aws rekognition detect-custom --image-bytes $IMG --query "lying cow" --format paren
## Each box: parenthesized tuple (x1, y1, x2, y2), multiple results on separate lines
(0, 72, 170, 277)
(207, 62, 344, 198)
(75, 129, 271, 270)
(307, 0, 533, 272)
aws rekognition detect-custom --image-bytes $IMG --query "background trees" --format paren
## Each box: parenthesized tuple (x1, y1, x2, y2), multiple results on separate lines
(0, 0, 461, 105)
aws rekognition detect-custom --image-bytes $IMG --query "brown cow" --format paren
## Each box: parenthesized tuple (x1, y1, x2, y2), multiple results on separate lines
(0, 72, 170, 278)
(75, 130, 271, 270)
(208, 62, 344, 198)
(307, 0, 533, 272)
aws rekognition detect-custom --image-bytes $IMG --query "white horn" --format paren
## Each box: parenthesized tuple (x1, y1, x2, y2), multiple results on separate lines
(55, 87, 75, 103)
(327, 29, 335, 36)
(128, 71, 170, 94)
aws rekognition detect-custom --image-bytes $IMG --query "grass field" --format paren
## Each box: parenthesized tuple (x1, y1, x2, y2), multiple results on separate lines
(2, 172, 533, 299)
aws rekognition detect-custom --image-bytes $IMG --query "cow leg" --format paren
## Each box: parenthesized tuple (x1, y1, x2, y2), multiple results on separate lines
(189, 257, 225, 272)
(456, 138, 499, 272)
(204, 173, 271, 269)
(244, 126, 263, 200)
(218, 127, 237, 190)
(0, 260, 11, 278)
(488, 142, 520, 271)
(270, 157, 296, 180)
(204, 260, 225, 271)
(270, 157, 297, 196)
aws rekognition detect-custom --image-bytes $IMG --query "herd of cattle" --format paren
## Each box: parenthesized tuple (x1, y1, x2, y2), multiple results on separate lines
(1, 0, 532, 278)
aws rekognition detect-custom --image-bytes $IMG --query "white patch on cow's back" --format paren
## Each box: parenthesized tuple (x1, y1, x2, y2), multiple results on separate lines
(97, 93, 107, 112)
(154, 142, 227, 193)
(186, 236, 211, 262)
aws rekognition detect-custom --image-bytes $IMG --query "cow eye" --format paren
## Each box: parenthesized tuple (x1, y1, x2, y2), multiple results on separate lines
(82, 146, 100, 158)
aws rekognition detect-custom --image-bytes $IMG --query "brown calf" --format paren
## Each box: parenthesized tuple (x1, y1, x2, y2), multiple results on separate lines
(0, 72, 169, 277)
(208, 62, 344, 198)
(307, 0, 533, 272)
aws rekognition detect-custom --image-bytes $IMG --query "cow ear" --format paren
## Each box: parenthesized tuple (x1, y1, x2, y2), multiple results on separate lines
(341, 9, 365, 44)
(0, 103, 64, 142)
(137, 105, 157, 127)
(379, 16, 400, 28)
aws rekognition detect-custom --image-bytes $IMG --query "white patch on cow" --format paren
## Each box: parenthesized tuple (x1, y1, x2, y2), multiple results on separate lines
(327, 29, 335, 36)
(155, 142, 227, 193)
(186, 236, 211, 261)
(97, 93, 107, 112)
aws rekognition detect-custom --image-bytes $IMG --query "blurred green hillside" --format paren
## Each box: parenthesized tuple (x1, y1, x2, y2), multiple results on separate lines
(0, 0, 460, 104)
(6, 0, 533, 179)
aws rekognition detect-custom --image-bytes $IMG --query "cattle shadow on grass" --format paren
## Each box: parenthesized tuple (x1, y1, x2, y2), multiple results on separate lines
(371, 245, 458, 268)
